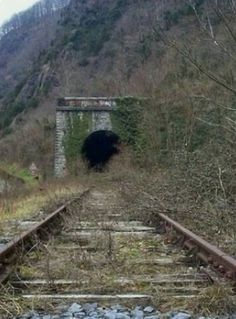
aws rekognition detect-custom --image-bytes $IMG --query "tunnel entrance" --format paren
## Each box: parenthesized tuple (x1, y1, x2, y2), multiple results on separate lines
(81, 130, 120, 170)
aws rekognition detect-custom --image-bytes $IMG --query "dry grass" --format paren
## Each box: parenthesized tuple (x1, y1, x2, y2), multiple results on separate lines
(189, 284, 236, 315)
(0, 178, 85, 224)
(152, 280, 236, 315)
(0, 284, 23, 318)
(0, 155, 236, 316)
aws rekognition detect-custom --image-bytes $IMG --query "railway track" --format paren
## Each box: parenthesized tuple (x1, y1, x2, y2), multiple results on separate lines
(0, 188, 235, 317)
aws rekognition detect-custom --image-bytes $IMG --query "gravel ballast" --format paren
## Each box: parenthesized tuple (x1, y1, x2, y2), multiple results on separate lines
(16, 303, 236, 319)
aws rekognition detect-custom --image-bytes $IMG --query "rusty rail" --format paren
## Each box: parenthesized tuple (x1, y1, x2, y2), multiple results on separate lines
(0, 190, 89, 283)
(1, 188, 235, 286)
(158, 213, 236, 282)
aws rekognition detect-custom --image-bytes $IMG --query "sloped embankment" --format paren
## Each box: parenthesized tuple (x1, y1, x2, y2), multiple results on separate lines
(0, 168, 25, 194)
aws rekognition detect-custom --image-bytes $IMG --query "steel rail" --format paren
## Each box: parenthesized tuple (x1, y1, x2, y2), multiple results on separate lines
(1, 189, 235, 287)
(0, 190, 89, 283)
(158, 213, 236, 281)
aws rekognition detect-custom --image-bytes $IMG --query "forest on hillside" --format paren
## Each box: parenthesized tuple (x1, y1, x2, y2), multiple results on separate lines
(1, 2, 236, 316)
(0, 0, 235, 216)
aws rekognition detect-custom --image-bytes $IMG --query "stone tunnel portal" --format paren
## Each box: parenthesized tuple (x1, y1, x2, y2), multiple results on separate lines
(55, 97, 118, 177)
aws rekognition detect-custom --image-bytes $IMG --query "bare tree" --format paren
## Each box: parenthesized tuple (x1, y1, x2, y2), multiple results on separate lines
(154, 0, 236, 95)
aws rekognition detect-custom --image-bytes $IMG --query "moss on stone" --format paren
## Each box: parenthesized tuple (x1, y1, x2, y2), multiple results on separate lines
(63, 113, 92, 170)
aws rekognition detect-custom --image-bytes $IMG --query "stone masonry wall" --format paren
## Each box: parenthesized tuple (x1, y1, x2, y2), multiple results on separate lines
(55, 111, 67, 177)
(92, 111, 112, 132)
(55, 97, 117, 177)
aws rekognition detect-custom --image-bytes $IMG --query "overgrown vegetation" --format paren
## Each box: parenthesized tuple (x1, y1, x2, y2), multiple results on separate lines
(163, 0, 205, 30)
(63, 113, 92, 172)
(111, 97, 149, 163)
(61, 0, 129, 59)
(0, 0, 236, 313)
(0, 163, 37, 186)
(0, 178, 85, 224)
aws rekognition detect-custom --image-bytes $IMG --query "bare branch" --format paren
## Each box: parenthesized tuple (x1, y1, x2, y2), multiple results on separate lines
(214, 6, 236, 45)
(159, 33, 236, 94)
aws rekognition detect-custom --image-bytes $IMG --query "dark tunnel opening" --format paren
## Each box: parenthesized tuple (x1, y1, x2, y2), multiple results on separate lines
(81, 130, 120, 171)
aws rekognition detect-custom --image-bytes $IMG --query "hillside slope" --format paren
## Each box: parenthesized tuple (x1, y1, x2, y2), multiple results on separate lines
(1, 3, 236, 306)
(0, 0, 174, 170)
(0, 0, 235, 179)
(0, 0, 203, 124)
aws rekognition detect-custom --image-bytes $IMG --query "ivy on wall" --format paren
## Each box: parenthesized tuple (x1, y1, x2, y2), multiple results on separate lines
(63, 112, 92, 170)
(63, 97, 149, 170)
(112, 97, 149, 161)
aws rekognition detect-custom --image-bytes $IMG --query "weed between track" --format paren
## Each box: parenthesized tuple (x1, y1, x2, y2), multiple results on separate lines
(190, 285, 236, 315)
(0, 153, 236, 317)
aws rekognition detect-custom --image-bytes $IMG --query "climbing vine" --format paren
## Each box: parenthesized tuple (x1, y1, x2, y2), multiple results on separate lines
(63, 113, 92, 170)
(63, 97, 149, 170)
(112, 97, 148, 160)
